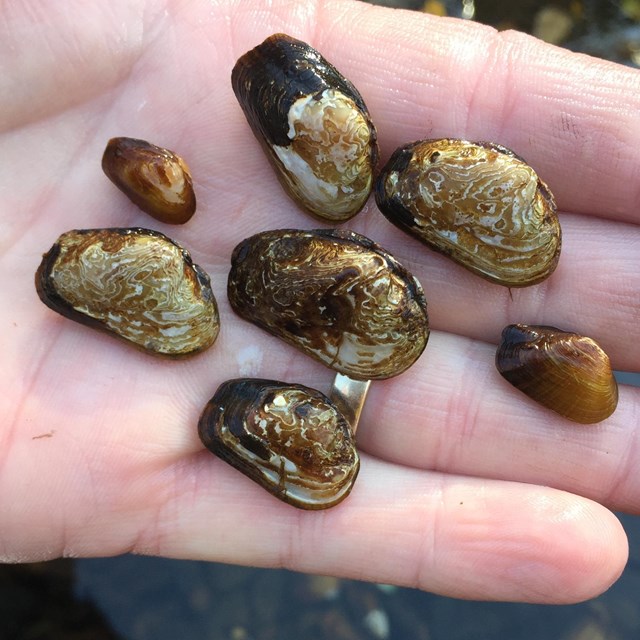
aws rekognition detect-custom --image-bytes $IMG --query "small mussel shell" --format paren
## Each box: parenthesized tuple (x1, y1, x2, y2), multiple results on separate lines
(35, 228, 219, 357)
(496, 324, 618, 424)
(198, 378, 359, 509)
(102, 137, 196, 224)
(228, 229, 429, 380)
(375, 139, 561, 287)
(232, 33, 378, 222)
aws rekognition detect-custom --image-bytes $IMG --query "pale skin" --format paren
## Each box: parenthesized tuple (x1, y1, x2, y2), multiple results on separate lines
(1, 0, 639, 604)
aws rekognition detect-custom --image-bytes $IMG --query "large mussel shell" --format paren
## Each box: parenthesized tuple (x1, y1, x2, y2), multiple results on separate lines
(375, 139, 561, 287)
(232, 33, 378, 222)
(495, 324, 618, 424)
(35, 228, 219, 357)
(198, 378, 359, 509)
(227, 228, 429, 380)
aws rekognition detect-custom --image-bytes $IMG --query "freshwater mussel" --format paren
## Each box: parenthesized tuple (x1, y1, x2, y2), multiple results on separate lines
(35, 228, 219, 357)
(232, 33, 378, 222)
(227, 228, 429, 380)
(495, 324, 618, 424)
(198, 378, 359, 509)
(375, 139, 561, 287)
(102, 137, 196, 225)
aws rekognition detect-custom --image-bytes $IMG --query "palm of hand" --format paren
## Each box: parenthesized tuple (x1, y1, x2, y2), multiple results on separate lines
(1, 0, 638, 604)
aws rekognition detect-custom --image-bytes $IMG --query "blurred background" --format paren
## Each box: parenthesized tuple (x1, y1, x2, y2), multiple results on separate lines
(371, 0, 640, 65)
(4, 1, 640, 639)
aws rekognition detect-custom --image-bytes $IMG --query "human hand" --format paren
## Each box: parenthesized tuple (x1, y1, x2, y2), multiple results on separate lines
(1, 0, 638, 604)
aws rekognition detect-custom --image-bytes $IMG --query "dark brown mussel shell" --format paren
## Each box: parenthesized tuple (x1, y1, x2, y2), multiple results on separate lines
(496, 324, 618, 424)
(232, 33, 378, 222)
(375, 139, 561, 287)
(227, 229, 429, 380)
(102, 137, 196, 224)
(198, 378, 359, 509)
(35, 228, 219, 357)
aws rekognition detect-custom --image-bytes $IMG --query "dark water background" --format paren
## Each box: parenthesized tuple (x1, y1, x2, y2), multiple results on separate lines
(4, 1, 640, 639)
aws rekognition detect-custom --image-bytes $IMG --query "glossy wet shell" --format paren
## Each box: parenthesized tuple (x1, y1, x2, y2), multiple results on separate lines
(102, 137, 196, 224)
(35, 228, 219, 357)
(198, 378, 359, 509)
(232, 33, 378, 222)
(495, 324, 618, 424)
(227, 228, 429, 380)
(375, 139, 561, 287)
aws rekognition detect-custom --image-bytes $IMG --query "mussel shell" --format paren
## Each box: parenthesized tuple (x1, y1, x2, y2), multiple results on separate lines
(198, 378, 359, 509)
(232, 33, 378, 222)
(35, 228, 219, 357)
(102, 137, 196, 225)
(227, 228, 429, 380)
(496, 324, 618, 424)
(375, 139, 561, 287)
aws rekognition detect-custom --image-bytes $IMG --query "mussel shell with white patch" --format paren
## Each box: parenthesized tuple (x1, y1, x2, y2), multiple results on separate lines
(231, 33, 378, 222)
(198, 378, 360, 509)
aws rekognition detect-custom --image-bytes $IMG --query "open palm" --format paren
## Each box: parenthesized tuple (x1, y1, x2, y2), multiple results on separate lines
(1, 0, 638, 604)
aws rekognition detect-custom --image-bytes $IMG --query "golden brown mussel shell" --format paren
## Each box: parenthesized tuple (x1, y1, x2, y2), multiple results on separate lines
(375, 139, 561, 287)
(35, 228, 219, 357)
(227, 228, 429, 380)
(232, 33, 378, 222)
(198, 378, 359, 509)
(102, 137, 196, 225)
(495, 324, 618, 424)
